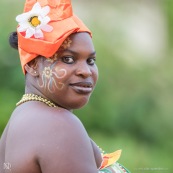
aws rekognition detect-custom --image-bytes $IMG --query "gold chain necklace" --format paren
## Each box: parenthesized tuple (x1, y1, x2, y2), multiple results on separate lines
(16, 94, 57, 108)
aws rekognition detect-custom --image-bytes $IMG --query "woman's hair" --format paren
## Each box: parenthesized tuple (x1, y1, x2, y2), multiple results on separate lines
(9, 31, 18, 50)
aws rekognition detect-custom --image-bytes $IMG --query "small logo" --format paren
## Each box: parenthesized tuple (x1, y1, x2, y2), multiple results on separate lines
(3, 162, 11, 170)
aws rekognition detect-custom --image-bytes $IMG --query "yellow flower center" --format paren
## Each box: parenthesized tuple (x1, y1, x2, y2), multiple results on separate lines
(29, 16, 41, 27)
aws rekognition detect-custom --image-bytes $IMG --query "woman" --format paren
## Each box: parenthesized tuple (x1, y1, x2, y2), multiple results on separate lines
(0, 0, 130, 173)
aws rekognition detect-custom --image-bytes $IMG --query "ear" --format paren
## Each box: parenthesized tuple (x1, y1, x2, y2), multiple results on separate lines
(24, 59, 39, 77)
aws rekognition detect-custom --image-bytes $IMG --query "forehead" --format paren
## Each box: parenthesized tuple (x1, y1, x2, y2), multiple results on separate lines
(66, 32, 95, 52)
(69, 32, 92, 42)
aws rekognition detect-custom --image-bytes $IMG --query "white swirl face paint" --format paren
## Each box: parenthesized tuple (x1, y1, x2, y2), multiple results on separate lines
(37, 65, 67, 93)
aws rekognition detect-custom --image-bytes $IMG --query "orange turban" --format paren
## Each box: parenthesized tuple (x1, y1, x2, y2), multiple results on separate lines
(16, 0, 91, 73)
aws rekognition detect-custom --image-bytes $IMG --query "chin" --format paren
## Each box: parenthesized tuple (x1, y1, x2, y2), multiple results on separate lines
(73, 102, 88, 109)
(66, 96, 90, 110)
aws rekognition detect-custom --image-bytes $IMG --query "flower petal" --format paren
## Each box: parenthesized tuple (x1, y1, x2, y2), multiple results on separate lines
(16, 12, 30, 23)
(39, 16, 50, 25)
(40, 6, 50, 17)
(31, 2, 42, 13)
(34, 29, 44, 38)
(41, 24, 53, 32)
(17, 22, 29, 32)
(25, 27, 35, 38)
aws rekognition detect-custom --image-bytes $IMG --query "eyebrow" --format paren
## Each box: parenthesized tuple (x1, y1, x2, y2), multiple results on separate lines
(59, 49, 96, 56)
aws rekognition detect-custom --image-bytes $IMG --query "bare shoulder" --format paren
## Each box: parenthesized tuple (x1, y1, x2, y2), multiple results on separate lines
(9, 102, 98, 173)
(35, 106, 98, 173)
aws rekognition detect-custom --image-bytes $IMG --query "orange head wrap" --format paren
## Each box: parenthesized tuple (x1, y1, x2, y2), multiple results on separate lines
(16, 0, 91, 73)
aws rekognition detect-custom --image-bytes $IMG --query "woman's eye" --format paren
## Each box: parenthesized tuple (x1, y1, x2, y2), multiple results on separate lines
(62, 56, 74, 64)
(87, 58, 96, 65)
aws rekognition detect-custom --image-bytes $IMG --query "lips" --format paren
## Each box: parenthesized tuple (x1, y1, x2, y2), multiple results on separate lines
(70, 82, 93, 94)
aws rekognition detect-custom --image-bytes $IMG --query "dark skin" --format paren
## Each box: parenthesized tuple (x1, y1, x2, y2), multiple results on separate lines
(0, 33, 102, 173)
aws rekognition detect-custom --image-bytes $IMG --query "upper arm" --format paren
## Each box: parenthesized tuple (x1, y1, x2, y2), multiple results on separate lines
(36, 110, 98, 173)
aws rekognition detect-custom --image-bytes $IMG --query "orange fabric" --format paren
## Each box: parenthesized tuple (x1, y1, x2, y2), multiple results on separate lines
(17, 0, 92, 73)
(100, 150, 122, 169)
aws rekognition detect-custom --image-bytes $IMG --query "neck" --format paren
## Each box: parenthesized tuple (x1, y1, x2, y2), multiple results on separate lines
(25, 77, 46, 99)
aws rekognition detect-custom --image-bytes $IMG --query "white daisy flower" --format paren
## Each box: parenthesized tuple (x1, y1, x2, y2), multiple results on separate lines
(16, 2, 53, 38)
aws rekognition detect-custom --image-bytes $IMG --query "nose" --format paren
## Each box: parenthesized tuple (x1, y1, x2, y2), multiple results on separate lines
(75, 62, 92, 78)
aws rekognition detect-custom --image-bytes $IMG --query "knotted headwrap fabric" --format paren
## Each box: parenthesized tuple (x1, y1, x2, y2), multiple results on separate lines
(16, 0, 92, 73)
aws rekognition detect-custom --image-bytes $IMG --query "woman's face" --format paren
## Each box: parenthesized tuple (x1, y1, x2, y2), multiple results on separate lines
(36, 32, 98, 110)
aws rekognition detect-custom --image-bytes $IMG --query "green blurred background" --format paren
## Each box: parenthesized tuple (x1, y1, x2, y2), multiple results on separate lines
(0, 0, 173, 172)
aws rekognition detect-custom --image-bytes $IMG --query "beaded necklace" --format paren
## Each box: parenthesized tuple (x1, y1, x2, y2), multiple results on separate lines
(16, 94, 57, 107)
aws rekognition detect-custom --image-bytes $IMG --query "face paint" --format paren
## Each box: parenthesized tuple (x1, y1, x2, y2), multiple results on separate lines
(46, 52, 59, 63)
(37, 65, 67, 93)
(55, 67, 66, 78)
(42, 67, 53, 78)
(56, 82, 64, 90)
(59, 37, 72, 50)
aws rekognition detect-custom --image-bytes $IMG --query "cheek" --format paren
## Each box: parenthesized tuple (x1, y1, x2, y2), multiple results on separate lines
(37, 66, 68, 93)
(53, 66, 71, 88)
(54, 66, 67, 78)
(92, 66, 99, 85)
